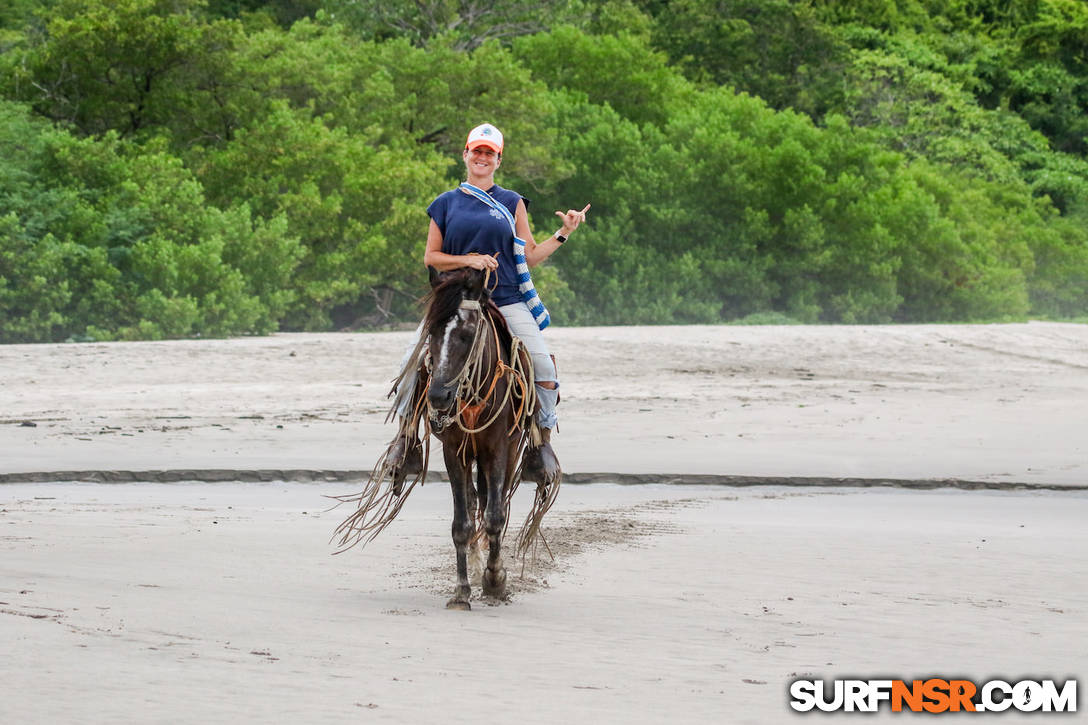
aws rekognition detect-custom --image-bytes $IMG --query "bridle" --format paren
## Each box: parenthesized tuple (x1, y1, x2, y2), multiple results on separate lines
(426, 298, 534, 440)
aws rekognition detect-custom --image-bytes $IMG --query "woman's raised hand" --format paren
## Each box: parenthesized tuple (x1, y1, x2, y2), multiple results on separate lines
(556, 204, 591, 236)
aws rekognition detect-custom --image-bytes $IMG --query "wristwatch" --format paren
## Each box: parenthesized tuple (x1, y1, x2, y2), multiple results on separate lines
(555, 231, 567, 244)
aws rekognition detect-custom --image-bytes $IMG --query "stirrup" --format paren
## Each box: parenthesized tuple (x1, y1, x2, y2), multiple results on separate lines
(522, 432, 560, 488)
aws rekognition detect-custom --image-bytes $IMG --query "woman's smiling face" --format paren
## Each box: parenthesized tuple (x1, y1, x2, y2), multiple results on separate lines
(463, 146, 501, 178)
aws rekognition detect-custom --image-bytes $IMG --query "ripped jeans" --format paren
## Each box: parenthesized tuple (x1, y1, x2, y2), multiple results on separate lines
(393, 301, 559, 430)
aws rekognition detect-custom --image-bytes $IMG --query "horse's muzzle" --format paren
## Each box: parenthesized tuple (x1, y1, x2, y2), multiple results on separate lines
(427, 383, 456, 419)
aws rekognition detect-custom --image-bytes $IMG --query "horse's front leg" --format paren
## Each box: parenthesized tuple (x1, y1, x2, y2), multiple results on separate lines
(445, 447, 474, 611)
(481, 449, 509, 599)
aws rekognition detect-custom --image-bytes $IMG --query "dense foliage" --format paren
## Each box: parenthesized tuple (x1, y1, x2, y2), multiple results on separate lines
(1, 0, 1085, 341)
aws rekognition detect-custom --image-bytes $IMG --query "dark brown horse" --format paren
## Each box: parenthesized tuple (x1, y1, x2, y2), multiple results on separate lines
(422, 266, 533, 608)
(332, 266, 555, 610)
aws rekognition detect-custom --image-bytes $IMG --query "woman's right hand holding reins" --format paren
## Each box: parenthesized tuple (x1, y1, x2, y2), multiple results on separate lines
(463, 253, 499, 271)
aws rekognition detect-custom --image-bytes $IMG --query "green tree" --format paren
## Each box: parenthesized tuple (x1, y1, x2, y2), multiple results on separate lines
(512, 25, 693, 127)
(0, 0, 43, 29)
(0, 100, 302, 341)
(204, 0, 321, 26)
(195, 101, 447, 329)
(321, 0, 585, 50)
(0, 213, 73, 342)
(12, 0, 242, 141)
(1027, 210, 1088, 317)
(1008, 0, 1088, 154)
(640, 0, 849, 118)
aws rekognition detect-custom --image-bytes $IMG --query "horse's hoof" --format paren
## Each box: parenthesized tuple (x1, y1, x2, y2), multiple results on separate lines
(446, 598, 471, 611)
(482, 568, 507, 599)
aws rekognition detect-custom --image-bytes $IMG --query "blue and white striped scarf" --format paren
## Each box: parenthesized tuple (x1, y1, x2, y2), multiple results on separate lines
(459, 182, 550, 330)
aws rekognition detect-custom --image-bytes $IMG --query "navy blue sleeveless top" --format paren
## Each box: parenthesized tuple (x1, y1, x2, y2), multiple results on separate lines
(427, 184, 528, 307)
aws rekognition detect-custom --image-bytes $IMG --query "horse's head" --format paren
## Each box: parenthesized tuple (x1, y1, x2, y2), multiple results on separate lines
(424, 265, 490, 418)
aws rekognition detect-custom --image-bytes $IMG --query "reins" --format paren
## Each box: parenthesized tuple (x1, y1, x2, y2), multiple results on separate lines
(434, 298, 534, 444)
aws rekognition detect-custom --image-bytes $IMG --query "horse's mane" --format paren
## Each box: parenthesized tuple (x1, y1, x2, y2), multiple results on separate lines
(422, 269, 514, 355)
(423, 268, 476, 336)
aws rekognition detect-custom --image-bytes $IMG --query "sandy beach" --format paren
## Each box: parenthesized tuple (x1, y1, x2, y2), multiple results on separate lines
(2, 321, 1087, 485)
(2, 322, 1086, 722)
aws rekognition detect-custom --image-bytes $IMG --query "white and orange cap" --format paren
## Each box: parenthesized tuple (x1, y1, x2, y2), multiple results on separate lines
(465, 123, 503, 153)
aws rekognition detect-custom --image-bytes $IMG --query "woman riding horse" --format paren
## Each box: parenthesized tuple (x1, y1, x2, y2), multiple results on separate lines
(386, 122, 590, 487)
(422, 264, 540, 607)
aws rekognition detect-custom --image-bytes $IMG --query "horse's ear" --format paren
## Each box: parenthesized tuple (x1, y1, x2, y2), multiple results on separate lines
(427, 265, 440, 288)
(464, 266, 486, 299)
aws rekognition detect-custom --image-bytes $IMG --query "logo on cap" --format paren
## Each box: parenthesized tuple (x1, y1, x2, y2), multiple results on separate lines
(466, 123, 503, 153)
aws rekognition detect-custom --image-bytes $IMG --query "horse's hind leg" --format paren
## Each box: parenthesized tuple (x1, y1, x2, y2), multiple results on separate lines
(446, 456, 474, 611)
(480, 451, 509, 599)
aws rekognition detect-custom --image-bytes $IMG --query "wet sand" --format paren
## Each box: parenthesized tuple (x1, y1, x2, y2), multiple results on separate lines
(2, 482, 1085, 723)
(2, 323, 1086, 722)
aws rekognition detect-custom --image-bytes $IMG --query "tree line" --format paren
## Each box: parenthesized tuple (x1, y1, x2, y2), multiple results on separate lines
(1, 0, 1086, 342)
